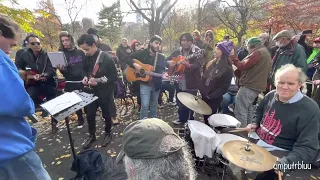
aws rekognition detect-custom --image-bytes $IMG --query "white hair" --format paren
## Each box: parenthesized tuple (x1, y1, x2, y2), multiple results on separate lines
(274, 64, 308, 85)
(124, 135, 197, 180)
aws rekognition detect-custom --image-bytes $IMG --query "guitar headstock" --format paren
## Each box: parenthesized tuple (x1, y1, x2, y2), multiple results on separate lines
(98, 76, 108, 83)
(168, 75, 182, 83)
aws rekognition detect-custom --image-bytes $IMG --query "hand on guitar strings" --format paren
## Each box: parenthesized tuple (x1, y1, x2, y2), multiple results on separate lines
(162, 73, 169, 80)
(133, 63, 142, 71)
(181, 60, 191, 68)
(82, 76, 88, 85)
(88, 78, 98, 86)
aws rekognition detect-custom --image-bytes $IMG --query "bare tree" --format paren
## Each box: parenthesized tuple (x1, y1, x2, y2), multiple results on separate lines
(65, 0, 86, 35)
(209, 0, 263, 44)
(196, 0, 210, 31)
(127, 0, 178, 36)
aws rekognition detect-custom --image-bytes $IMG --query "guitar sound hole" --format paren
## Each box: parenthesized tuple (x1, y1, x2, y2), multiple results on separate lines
(135, 69, 146, 78)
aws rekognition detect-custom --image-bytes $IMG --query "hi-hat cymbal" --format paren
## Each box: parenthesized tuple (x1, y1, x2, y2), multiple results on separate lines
(222, 140, 277, 172)
(177, 92, 212, 115)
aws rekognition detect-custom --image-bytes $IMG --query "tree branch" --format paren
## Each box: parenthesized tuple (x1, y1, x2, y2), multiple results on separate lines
(129, 0, 152, 22)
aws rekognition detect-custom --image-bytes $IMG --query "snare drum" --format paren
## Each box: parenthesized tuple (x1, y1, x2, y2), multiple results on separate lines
(208, 114, 241, 129)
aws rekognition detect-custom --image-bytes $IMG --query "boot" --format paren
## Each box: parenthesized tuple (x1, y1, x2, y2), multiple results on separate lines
(112, 116, 119, 125)
(77, 117, 85, 129)
(102, 133, 112, 147)
(83, 135, 96, 149)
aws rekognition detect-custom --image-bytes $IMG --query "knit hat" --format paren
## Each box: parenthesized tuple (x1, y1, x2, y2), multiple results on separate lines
(246, 37, 262, 47)
(217, 41, 234, 56)
(272, 30, 292, 41)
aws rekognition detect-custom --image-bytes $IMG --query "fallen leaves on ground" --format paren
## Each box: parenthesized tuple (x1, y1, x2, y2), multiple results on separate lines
(38, 148, 44, 153)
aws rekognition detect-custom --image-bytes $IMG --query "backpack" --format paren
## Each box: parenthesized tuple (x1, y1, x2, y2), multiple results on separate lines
(114, 78, 126, 99)
(70, 150, 127, 180)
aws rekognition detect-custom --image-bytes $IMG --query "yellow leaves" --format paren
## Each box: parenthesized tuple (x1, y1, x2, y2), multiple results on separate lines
(60, 154, 71, 159)
(38, 148, 44, 153)
(56, 161, 62, 165)
(58, 178, 64, 180)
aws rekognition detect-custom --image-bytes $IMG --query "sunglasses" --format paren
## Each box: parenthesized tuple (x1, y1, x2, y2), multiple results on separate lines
(30, 42, 40, 46)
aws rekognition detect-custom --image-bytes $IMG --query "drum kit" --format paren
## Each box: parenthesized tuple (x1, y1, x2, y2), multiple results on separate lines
(176, 92, 282, 180)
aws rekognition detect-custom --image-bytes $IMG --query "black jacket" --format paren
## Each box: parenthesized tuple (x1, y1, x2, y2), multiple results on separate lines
(15, 48, 56, 85)
(83, 49, 118, 99)
(116, 45, 132, 70)
(59, 48, 85, 81)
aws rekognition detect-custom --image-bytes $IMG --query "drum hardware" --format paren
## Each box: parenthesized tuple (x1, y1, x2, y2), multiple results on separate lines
(228, 128, 250, 133)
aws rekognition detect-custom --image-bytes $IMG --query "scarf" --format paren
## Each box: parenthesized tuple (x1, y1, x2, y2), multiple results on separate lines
(307, 48, 320, 64)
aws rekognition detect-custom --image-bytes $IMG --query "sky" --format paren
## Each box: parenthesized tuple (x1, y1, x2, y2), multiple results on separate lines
(3, 0, 197, 24)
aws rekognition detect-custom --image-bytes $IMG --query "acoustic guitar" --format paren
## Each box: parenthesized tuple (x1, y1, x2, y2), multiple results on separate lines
(125, 59, 180, 83)
(167, 50, 203, 76)
(19, 69, 48, 87)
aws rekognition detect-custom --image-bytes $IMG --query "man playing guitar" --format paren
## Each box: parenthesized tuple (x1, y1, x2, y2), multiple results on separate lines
(77, 34, 118, 149)
(126, 35, 167, 120)
(15, 34, 57, 130)
(167, 33, 203, 125)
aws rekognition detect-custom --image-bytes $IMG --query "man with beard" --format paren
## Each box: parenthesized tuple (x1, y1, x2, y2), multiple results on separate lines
(126, 35, 167, 119)
(167, 33, 203, 125)
(15, 34, 57, 131)
(56, 31, 86, 128)
(78, 34, 118, 149)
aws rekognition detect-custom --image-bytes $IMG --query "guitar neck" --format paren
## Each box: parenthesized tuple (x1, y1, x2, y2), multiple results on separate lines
(144, 71, 163, 77)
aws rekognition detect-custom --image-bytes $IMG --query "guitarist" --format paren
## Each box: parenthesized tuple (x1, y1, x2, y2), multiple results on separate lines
(15, 34, 57, 129)
(56, 31, 86, 129)
(167, 33, 203, 125)
(126, 35, 167, 120)
(77, 34, 118, 149)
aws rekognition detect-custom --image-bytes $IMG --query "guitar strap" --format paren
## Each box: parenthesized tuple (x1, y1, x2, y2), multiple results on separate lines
(92, 51, 102, 77)
(153, 52, 158, 72)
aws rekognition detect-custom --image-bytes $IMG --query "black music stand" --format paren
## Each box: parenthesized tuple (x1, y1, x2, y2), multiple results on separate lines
(47, 90, 98, 160)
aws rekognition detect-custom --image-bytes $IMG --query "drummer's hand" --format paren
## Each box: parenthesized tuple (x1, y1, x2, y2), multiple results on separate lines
(246, 123, 257, 132)
(313, 80, 320, 85)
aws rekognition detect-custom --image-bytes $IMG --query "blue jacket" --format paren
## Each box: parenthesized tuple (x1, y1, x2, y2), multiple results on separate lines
(0, 49, 36, 165)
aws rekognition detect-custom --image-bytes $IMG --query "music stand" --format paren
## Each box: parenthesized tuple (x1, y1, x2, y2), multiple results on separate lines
(46, 90, 98, 160)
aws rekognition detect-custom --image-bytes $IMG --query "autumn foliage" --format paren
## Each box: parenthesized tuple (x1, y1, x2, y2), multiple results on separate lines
(262, 0, 320, 35)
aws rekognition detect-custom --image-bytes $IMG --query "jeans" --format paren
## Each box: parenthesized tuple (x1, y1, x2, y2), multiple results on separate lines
(221, 93, 237, 113)
(0, 151, 51, 180)
(140, 84, 160, 119)
(176, 89, 197, 123)
(162, 81, 175, 102)
(234, 87, 260, 128)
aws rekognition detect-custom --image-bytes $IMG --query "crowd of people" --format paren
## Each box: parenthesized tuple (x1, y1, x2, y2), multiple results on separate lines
(0, 13, 320, 180)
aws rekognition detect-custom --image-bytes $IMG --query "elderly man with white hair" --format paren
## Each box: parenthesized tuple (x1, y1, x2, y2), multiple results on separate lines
(246, 64, 320, 179)
(116, 118, 197, 180)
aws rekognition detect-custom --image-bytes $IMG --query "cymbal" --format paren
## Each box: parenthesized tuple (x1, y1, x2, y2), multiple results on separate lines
(177, 92, 212, 115)
(222, 140, 277, 172)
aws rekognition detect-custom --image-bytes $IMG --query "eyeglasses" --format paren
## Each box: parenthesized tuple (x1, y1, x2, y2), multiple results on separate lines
(30, 42, 40, 46)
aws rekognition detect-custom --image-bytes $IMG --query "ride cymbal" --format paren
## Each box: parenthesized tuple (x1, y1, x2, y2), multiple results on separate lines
(177, 92, 212, 115)
(222, 140, 277, 172)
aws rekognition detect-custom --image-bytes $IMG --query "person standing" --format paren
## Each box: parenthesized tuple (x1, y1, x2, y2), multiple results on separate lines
(192, 30, 204, 49)
(230, 37, 271, 127)
(202, 30, 215, 72)
(0, 14, 51, 180)
(167, 33, 203, 125)
(78, 34, 118, 149)
(57, 31, 86, 128)
(199, 41, 234, 125)
(126, 35, 166, 119)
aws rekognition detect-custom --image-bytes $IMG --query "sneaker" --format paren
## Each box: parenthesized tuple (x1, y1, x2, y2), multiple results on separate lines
(173, 119, 183, 125)
(77, 119, 85, 129)
(112, 116, 119, 125)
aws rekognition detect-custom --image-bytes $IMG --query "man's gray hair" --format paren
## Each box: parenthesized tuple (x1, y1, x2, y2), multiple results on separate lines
(274, 64, 308, 84)
(123, 135, 197, 180)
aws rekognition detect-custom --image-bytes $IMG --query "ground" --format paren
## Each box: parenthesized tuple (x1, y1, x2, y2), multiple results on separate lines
(32, 99, 320, 180)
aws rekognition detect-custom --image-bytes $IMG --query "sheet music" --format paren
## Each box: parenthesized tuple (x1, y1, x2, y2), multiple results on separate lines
(40, 92, 82, 115)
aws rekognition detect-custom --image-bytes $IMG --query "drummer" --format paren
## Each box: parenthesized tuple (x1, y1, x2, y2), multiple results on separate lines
(247, 64, 319, 179)
(199, 41, 234, 125)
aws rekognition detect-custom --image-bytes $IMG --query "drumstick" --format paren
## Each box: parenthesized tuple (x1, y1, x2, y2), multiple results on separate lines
(229, 128, 250, 132)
